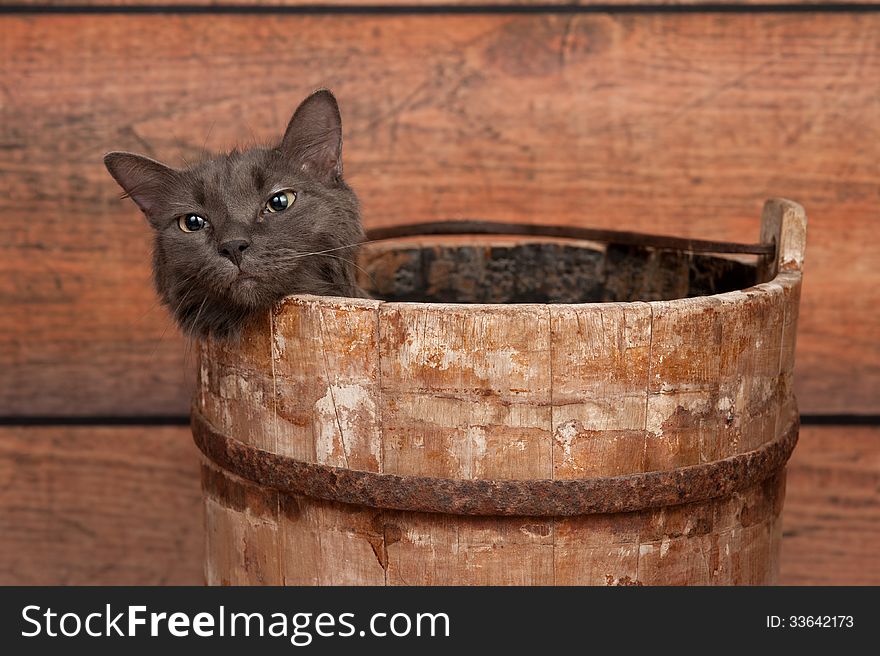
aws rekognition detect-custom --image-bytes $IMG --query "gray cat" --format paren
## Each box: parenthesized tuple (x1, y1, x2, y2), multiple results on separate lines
(104, 90, 366, 340)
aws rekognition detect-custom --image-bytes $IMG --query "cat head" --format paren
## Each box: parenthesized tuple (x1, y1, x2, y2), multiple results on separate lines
(104, 90, 365, 340)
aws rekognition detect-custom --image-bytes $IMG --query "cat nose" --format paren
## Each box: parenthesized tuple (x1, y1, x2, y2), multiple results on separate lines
(218, 239, 250, 267)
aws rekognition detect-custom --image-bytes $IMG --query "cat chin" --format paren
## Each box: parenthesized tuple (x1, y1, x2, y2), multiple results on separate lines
(227, 280, 270, 308)
(175, 296, 256, 341)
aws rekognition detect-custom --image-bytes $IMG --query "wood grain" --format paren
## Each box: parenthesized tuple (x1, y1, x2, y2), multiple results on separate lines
(0, 424, 875, 584)
(379, 303, 554, 480)
(780, 425, 880, 585)
(11, 1, 876, 7)
(273, 296, 384, 469)
(280, 493, 388, 585)
(550, 302, 651, 478)
(0, 425, 204, 585)
(1, 13, 877, 415)
(202, 460, 282, 584)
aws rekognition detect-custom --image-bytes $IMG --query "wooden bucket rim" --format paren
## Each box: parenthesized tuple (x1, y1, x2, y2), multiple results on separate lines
(274, 269, 800, 314)
(274, 202, 806, 310)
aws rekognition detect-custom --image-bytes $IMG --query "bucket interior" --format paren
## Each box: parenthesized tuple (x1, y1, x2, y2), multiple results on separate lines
(358, 237, 758, 304)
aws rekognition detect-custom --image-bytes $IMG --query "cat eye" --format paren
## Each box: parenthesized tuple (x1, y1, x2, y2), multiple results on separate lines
(264, 190, 296, 214)
(178, 214, 207, 233)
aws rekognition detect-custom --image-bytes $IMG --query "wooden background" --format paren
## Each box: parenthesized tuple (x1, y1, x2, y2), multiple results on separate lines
(0, 1, 878, 584)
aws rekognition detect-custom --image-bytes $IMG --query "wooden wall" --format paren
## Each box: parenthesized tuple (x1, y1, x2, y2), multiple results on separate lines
(1, 424, 876, 585)
(1, 1, 877, 584)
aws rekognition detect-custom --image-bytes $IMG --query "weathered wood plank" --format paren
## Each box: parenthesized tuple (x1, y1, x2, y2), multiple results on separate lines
(780, 425, 880, 585)
(716, 285, 786, 456)
(271, 296, 384, 469)
(198, 311, 277, 453)
(645, 296, 724, 469)
(378, 303, 553, 480)
(16, 0, 876, 6)
(385, 512, 555, 585)
(280, 495, 387, 585)
(0, 425, 204, 585)
(201, 460, 282, 585)
(1, 13, 877, 417)
(636, 474, 784, 585)
(0, 424, 875, 584)
(550, 302, 652, 477)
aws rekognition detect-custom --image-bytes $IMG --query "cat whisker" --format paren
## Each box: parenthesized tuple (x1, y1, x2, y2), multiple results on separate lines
(147, 307, 182, 362)
(298, 252, 376, 285)
(182, 296, 210, 366)
(132, 296, 167, 328)
(272, 237, 384, 267)
(284, 241, 372, 260)
(202, 120, 217, 156)
(163, 286, 201, 339)
(244, 121, 259, 151)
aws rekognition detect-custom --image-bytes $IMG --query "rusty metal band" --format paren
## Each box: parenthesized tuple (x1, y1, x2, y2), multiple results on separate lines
(364, 221, 775, 256)
(192, 409, 798, 517)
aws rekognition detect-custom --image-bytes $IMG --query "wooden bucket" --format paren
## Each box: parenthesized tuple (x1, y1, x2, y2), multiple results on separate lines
(193, 198, 806, 585)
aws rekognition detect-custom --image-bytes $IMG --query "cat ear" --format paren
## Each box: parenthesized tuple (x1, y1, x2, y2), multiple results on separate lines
(280, 89, 343, 182)
(103, 151, 178, 218)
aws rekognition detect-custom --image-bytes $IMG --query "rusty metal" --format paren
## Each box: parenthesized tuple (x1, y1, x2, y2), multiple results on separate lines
(192, 409, 798, 517)
(364, 221, 775, 256)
